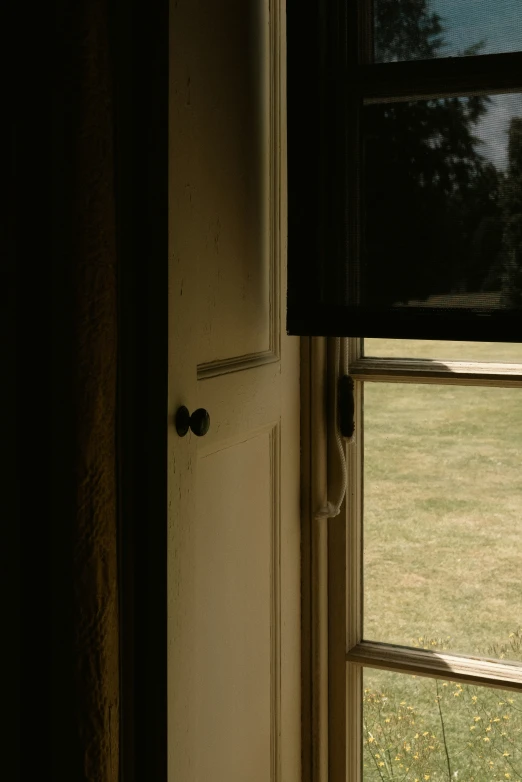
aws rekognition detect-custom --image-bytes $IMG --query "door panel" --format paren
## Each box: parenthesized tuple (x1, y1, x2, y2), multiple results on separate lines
(168, 2, 300, 781)
(170, 0, 271, 370)
(193, 433, 274, 782)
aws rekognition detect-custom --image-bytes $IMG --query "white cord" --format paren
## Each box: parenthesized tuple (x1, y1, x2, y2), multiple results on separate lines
(315, 337, 352, 520)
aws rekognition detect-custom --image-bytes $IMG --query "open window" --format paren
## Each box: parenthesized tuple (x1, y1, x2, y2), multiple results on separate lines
(343, 336, 522, 782)
(290, 3, 522, 781)
(287, 0, 522, 342)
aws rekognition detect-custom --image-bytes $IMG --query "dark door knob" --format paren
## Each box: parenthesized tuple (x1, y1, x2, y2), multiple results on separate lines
(175, 406, 210, 437)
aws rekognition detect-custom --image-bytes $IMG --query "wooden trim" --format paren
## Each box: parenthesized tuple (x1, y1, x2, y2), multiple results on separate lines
(270, 425, 283, 782)
(346, 339, 364, 652)
(197, 350, 279, 379)
(346, 664, 363, 782)
(353, 51, 522, 104)
(349, 358, 522, 387)
(345, 337, 364, 782)
(269, 0, 283, 363)
(300, 338, 313, 782)
(346, 641, 522, 693)
(301, 336, 331, 782)
(327, 340, 347, 782)
(311, 337, 329, 782)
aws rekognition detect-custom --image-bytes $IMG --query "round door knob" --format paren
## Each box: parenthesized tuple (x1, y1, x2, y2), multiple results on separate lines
(175, 406, 210, 437)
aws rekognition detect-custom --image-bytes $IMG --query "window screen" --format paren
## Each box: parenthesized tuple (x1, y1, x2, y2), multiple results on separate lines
(287, 0, 522, 341)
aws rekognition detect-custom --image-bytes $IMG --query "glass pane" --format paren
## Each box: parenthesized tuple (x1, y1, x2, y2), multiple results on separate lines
(363, 383, 522, 661)
(363, 669, 522, 781)
(363, 339, 522, 361)
(363, 93, 522, 317)
(374, 0, 522, 62)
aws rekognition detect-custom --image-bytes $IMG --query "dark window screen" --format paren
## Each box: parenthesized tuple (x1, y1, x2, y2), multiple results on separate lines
(374, 0, 522, 63)
(286, 0, 522, 340)
(362, 93, 522, 314)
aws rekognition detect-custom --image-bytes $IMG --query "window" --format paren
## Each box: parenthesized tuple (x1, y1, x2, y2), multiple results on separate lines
(287, 0, 522, 342)
(290, 2, 522, 781)
(342, 336, 522, 782)
(301, 335, 522, 782)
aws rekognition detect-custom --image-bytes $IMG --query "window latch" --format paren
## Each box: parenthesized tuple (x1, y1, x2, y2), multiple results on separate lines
(338, 375, 355, 439)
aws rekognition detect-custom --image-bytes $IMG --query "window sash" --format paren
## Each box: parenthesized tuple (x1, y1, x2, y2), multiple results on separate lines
(341, 336, 522, 782)
(286, 1, 522, 342)
(346, 642, 522, 694)
(354, 51, 522, 103)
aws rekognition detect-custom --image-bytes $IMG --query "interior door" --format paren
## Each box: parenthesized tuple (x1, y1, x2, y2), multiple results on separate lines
(168, 2, 301, 781)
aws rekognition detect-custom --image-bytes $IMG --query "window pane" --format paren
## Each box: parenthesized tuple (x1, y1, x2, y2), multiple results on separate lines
(362, 93, 522, 317)
(363, 669, 522, 781)
(363, 339, 522, 361)
(374, 0, 522, 62)
(363, 383, 522, 661)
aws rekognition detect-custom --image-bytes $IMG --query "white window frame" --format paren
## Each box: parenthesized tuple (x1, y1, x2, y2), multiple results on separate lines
(302, 336, 522, 782)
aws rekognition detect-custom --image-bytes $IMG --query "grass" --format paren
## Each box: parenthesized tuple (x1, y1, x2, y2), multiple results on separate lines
(364, 339, 522, 363)
(363, 667, 522, 782)
(361, 339, 522, 781)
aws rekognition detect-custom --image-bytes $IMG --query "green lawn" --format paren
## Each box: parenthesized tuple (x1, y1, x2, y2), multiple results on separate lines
(364, 339, 522, 363)
(361, 339, 522, 782)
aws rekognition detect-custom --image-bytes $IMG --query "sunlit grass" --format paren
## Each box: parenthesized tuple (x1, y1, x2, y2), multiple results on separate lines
(363, 358, 522, 658)
(363, 668, 522, 782)
(362, 338, 522, 781)
(364, 339, 522, 363)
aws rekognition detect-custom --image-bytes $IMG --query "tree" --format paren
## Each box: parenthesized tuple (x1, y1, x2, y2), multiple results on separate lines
(364, 0, 500, 308)
(374, 0, 444, 63)
(500, 117, 522, 307)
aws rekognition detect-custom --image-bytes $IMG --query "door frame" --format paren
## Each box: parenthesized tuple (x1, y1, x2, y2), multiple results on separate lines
(113, 1, 169, 780)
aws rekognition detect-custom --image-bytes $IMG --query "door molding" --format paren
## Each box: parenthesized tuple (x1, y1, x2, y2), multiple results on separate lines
(197, 0, 284, 381)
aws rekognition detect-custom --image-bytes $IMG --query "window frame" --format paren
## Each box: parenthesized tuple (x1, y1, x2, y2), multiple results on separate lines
(320, 337, 522, 782)
(293, 3, 522, 778)
(286, 0, 522, 341)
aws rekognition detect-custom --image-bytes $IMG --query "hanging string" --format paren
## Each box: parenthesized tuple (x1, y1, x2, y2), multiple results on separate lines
(315, 337, 354, 520)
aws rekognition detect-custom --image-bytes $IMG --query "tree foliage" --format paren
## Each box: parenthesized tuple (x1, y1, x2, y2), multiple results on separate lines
(364, 0, 520, 310)
(374, 0, 445, 63)
(500, 117, 522, 306)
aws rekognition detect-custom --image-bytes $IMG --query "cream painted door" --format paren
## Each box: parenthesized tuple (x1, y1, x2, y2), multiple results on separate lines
(167, 2, 301, 781)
